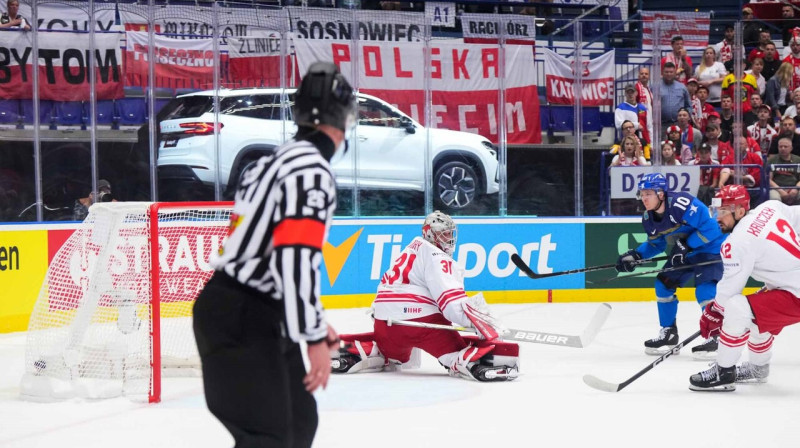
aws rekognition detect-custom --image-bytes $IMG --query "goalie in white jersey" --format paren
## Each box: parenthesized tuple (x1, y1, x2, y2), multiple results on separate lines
(690, 185, 800, 391)
(331, 211, 520, 382)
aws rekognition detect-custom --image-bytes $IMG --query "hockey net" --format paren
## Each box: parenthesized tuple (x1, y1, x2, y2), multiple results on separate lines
(21, 201, 232, 403)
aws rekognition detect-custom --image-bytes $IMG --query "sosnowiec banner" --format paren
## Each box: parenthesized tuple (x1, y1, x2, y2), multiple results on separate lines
(293, 39, 542, 144)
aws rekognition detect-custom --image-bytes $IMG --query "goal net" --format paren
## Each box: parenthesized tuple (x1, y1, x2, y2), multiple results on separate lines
(21, 202, 232, 403)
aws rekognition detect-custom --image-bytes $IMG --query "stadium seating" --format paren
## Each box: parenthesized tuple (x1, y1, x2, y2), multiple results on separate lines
(55, 102, 87, 129)
(117, 87, 147, 126)
(20, 99, 55, 128)
(0, 99, 21, 127)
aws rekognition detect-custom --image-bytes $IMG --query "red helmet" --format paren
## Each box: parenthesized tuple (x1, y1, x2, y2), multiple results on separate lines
(713, 184, 751, 213)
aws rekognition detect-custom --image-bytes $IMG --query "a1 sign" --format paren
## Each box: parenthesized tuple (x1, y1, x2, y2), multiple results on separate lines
(609, 166, 701, 199)
(426, 2, 456, 28)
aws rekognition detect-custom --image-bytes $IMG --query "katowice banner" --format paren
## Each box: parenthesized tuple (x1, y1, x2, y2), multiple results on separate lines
(544, 48, 615, 107)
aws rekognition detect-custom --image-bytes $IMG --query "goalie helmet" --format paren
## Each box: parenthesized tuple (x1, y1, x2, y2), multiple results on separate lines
(293, 61, 357, 133)
(422, 211, 457, 256)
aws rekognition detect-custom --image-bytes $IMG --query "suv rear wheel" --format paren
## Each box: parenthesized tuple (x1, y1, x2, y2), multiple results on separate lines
(433, 160, 479, 210)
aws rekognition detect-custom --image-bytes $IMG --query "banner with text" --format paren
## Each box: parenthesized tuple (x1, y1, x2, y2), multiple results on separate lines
(227, 35, 297, 87)
(609, 166, 700, 199)
(641, 11, 710, 49)
(124, 31, 217, 90)
(0, 31, 123, 101)
(294, 39, 541, 144)
(288, 7, 424, 42)
(460, 13, 535, 45)
(18, 2, 117, 32)
(118, 4, 283, 43)
(544, 48, 615, 107)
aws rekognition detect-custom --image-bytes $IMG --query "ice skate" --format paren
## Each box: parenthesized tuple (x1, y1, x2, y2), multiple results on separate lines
(735, 362, 770, 384)
(691, 335, 718, 360)
(689, 363, 736, 392)
(644, 325, 679, 355)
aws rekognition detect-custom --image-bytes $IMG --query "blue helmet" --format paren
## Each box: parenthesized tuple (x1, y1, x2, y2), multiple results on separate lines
(637, 173, 667, 194)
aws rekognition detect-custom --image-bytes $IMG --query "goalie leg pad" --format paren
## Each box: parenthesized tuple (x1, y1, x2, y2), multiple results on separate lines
(331, 334, 386, 374)
(442, 343, 519, 382)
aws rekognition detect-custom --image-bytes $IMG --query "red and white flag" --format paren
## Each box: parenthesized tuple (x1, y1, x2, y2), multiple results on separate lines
(544, 48, 615, 107)
(293, 39, 541, 144)
(124, 31, 219, 90)
(642, 11, 710, 49)
(0, 31, 123, 101)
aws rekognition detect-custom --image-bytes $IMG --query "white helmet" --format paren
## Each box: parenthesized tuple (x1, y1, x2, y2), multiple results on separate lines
(422, 210, 457, 256)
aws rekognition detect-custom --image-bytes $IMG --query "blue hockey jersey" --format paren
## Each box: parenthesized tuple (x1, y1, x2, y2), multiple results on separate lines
(636, 192, 725, 259)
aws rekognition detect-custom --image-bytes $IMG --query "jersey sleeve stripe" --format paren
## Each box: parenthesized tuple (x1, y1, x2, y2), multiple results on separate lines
(273, 218, 326, 249)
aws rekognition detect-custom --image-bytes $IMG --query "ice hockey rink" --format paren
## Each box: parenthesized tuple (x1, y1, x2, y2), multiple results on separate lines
(2, 301, 800, 448)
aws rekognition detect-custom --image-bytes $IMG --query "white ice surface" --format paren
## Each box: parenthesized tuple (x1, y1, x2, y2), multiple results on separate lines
(2, 302, 800, 448)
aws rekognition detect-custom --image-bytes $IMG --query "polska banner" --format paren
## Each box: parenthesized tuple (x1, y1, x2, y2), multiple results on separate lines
(124, 31, 217, 90)
(641, 11, 710, 49)
(0, 31, 123, 101)
(544, 48, 614, 107)
(293, 39, 541, 144)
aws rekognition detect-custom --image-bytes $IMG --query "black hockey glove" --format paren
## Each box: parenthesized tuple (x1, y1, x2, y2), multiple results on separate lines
(615, 249, 642, 273)
(669, 239, 691, 267)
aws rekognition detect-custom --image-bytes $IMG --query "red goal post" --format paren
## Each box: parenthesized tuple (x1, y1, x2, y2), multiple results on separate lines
(21, 201, 233, 403)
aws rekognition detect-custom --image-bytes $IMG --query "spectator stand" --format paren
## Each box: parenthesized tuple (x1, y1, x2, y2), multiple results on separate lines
(599, 152, 768, 215)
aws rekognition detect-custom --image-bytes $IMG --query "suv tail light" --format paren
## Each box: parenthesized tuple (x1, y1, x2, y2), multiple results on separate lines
(178, 122, 224, 135)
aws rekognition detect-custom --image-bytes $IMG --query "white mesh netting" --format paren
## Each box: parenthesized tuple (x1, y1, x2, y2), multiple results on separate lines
(21, 202, 231, 402)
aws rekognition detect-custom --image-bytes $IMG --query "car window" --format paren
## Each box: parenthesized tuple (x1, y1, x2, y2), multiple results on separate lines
(358, 98, 403, 128)
(221, 94, 283, 120)
(161, 96, 214, 120)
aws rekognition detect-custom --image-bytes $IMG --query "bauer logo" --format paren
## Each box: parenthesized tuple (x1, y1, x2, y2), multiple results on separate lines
(512, 331, 568, 345)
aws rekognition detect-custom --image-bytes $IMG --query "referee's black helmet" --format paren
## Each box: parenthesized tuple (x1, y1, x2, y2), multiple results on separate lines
(294, 61, 356, 133)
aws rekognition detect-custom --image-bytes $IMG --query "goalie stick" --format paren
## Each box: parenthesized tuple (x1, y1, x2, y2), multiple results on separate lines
(582, 330, 702, 392)
(511, 254, 669, 280)
(387, 303, 611, 348)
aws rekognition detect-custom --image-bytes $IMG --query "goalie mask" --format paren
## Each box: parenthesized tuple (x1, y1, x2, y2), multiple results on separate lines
(422, 211, 457, 256)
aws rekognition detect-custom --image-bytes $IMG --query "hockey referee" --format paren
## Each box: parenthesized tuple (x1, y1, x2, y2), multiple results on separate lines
(193, 61, 356, 448)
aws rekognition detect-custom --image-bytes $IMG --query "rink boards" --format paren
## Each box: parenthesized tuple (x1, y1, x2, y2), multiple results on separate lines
(0, 216, 713, 332)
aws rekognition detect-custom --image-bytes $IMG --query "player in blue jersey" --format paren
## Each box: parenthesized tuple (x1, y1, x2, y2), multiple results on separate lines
(616, 173, 726, 357)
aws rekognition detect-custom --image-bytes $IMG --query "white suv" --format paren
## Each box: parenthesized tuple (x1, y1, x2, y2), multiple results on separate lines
(156, 88, 499, 210)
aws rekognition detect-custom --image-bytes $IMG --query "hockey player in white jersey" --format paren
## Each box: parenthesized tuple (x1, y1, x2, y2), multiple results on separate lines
(331, 211, 520, 382)
(690, 185, 800, 391)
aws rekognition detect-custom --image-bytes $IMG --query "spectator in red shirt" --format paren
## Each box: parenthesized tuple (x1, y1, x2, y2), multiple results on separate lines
(702, 122, 734, 162)
(719, 135, 763, 187)
(688, 142, 721, 204)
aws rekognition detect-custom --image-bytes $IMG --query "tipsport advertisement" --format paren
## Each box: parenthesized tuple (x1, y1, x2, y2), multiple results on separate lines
(320, 218, 586, 295)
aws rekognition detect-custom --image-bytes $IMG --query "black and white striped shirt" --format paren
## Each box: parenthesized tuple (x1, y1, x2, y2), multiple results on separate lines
(211, 131, 337, 343)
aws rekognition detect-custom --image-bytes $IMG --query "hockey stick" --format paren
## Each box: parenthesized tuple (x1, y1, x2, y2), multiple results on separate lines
(387, 303, 612, 348)
(587, 259, 721, 284)
(582, 330, 702, 393)
(511, 253, 669, 280)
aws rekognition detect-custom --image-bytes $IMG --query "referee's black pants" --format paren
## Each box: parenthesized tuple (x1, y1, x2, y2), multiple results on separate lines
(193, 273, 318, 448)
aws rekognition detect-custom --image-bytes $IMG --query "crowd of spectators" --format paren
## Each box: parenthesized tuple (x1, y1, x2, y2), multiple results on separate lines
(609, 6, 800, 211)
